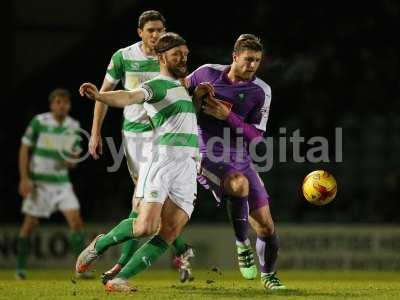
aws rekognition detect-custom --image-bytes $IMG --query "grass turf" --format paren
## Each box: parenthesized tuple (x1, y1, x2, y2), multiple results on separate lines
(0, 269, 399, 300)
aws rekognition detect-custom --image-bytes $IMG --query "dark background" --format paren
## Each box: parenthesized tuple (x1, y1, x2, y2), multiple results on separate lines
(3, 0, 400, 224)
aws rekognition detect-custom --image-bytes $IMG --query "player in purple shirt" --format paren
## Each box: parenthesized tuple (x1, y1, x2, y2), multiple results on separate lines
(187, 34, 285, 290)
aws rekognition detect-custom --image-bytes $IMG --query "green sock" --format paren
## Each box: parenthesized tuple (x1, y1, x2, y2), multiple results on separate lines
(95, 218, 135, 254)
(118, 211, 140, 267)
(172, 235, 187, 256)
(68, 231, 85, 257)
(129, 211, 139, 218)
(117, 235, 169, 279)
(16, 237, 30, 271)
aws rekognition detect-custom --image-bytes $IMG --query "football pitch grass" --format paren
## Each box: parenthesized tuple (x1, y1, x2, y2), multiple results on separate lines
(0, 269, 399, 300)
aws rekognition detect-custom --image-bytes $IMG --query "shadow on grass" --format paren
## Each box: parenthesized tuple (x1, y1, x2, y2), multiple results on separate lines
(170, 285, 367, 298)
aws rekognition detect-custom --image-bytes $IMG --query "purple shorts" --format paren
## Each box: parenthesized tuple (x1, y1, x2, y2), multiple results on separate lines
(197, 155, 269, 211)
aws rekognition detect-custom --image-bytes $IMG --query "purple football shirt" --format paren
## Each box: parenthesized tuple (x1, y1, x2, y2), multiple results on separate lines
(187, 64, 272, 157)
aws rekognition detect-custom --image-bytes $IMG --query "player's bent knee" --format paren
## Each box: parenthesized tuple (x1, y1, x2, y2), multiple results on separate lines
(20, 216, 40, 236)
(256, 221, 275, 237)
(224, 173, 249, 197)
(28, 218, 40, 229)
(134, 219, 159, 237)
(20, 224, 36, 236)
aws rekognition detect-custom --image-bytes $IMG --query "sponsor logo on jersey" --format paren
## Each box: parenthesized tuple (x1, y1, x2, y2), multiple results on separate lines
(131, 62, 140, 71)
(142, 256, 151, 267)
(150, 191, 159, 198)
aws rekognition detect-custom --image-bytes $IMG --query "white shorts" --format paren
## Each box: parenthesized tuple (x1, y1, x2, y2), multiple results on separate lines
(136, 154, 197, 217)
(22, 183, 80, 218)
(123, 132, 153, 195)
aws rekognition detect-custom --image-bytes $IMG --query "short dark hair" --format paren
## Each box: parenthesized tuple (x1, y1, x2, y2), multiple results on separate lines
(138, 10, 166, 29)
(48, 88, 70, 103)
(154, 32, 186, 54)
(233, 34, 263, 54)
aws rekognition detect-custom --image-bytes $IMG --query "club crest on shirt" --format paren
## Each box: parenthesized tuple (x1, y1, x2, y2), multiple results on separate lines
(236, 93, 246, 102)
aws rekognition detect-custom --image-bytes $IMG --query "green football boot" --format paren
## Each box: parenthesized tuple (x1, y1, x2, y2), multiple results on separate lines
(261, 272, 286, 290)
(236, 243, 257, 280)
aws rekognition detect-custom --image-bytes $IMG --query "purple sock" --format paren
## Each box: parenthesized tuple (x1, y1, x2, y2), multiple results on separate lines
(227, 196, 249, 242)
(256, 233, 279, 273)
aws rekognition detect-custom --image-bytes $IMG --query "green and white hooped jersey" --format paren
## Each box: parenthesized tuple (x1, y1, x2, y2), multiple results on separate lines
(105, 41, 160, 136)
(140, 75, 199, 157)
(22, 113, 82, 185)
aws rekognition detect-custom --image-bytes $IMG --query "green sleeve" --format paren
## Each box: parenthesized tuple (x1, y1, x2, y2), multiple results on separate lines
(141, 79, 180, 103)
(22, 116, 40, 146)
(106, 50, 124, 82)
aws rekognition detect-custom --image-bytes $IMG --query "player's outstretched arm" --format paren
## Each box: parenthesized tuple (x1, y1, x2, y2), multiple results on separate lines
(89, 79, 116, 160)
(79, 82, 146, 107)
(92, 80, 114, 133)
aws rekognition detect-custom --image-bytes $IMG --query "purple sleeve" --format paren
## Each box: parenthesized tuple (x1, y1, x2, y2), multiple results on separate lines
(247, 86, 271, 131)
(186, 65, 210, 90)
(186, 72, 198, 90)
(186, 71, 199, 90)
(227, 111, 264, 143)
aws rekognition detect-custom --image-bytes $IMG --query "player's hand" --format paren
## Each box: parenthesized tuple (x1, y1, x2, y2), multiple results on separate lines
(202, 95, 231, 120)
(63, 152, 80, 168)
(194, 82, 215, 99)
(65, 161, 78, 168)
(89, 132, 103, 159)
(79, 83, 99, 100)
(193, 82, 215, 113)
(18, 178, 32, 198)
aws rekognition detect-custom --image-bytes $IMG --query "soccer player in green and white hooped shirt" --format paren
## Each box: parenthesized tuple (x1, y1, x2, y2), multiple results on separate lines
(16, 88, 88, 279)
(90, 11, 194, 283)
(77, 32, 197, 293)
